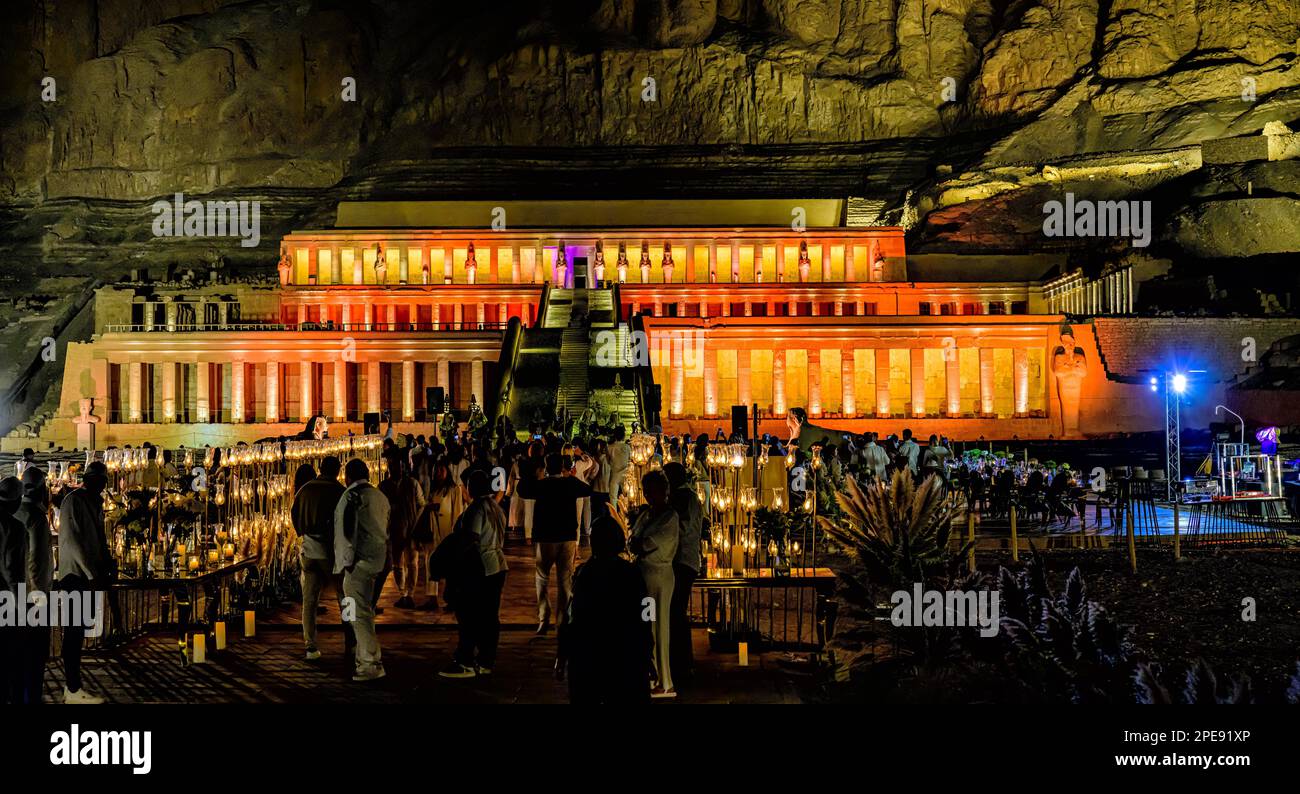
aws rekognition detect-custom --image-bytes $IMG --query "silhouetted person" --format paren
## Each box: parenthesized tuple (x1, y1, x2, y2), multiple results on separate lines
(560, 517, 651, 704)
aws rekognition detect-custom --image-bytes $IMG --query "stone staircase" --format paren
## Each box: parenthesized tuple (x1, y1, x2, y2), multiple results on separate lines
(558, 325, 591, 416)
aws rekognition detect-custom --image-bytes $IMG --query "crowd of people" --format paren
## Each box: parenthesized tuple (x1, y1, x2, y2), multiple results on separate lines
(1, 412, 1090, 705)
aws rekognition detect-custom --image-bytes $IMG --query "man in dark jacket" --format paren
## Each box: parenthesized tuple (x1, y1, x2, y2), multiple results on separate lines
(57, 461, 113, 703)
(515, 453, 592, 634)
(291, 455, 348, 661)
(663, 462, 704, 688)
(559, 516, 651, 703)
(1, 476, 28, 704)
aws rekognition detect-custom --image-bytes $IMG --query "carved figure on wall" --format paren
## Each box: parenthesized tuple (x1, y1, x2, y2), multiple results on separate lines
(277, 250, 292, 285)
(1052, 325, 1088, 437)
(373, 243, 387, 283)
(639, 244, 652, 283)
(593, 241, 606, 284)
(661, 242, 674, 284)
(616, 242, 629, 283)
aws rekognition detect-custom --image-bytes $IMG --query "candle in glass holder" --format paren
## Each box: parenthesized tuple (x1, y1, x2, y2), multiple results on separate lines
(187, 555, 200, 572)
(207, 549, 219, 566)
(223, 543, 235, 560)
(738, 641, 749, 667)
(193, 633, 206, 664)
(244, 610, 256, 638)
(214, 621, 227, 650)
(176, 542, 187, 557)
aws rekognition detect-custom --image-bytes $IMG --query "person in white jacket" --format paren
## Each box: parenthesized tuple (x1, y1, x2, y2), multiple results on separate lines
(334, 459, 390, 682)
(629, 470, 679, 699)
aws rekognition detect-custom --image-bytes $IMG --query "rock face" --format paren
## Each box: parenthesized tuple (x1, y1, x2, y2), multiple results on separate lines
(3, 0, 1297, 201)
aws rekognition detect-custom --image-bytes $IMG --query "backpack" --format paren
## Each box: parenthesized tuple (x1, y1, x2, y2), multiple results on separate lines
(428, 516, 483, 582)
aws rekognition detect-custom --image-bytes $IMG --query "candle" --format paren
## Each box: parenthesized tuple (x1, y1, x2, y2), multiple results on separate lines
(193, 633, 206, 664)
(738, 641, 749, 667)
(187, 555, 200, 572)
(215, 621, 227, 650)
(223, 543, 235, 560)
(176, 543, 187, 557)
(244, 610, 256, 638)
(207, 549, 219, 565)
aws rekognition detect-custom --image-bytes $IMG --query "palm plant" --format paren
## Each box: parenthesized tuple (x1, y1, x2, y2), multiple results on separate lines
(817, 470, 968, 588)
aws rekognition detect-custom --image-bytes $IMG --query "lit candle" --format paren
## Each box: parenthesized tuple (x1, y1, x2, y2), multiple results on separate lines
(738, 641, 749, 667)
(207, 549, 219, 565)
(193, 633, 206, 664)
(244, 610, 256, 638)
(187, 555, 200, 572)
(214, 621, 227, 650)
(223, 543, 235, 560)
(176, 542, 187, 557)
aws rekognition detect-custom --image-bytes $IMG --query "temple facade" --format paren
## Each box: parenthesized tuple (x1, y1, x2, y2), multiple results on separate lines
(22, 199, 1193, 451)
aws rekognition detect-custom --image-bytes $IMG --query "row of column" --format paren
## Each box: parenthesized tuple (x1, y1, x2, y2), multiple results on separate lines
(1048, 267, 1133, 315)
(672, 345, 1035, 419)
(137, 299, 235, 331)
(630, 299, 871, 318)
(122, 359, 483, 424)
(290, 300, 530, 329)
(287, 238, 886, 286)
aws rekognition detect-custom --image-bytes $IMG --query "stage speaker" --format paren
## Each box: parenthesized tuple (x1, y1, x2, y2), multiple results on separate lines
(426, 386, 445, 414)
(363, 412, 381, 434)
(730, 405, 748, 440)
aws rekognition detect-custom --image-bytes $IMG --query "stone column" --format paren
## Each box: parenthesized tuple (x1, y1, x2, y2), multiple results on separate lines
(910, 347, 926, 417)
(297, 303, 308, 328)
(353, 247, 364, 285)
(841, 349, 855, 417)
(945, 347, 961, 416)
(774, 242, 784, 283)
(512, 245, 522, 283)
(196, 362, 210, 422)
(437, 359, 450, 395)
(703, 344, 718, 417)
(231, 362, 245, 423)
(143, 302, 154, 332)
(979, 347, 995, 415)
(685, 240, 695, 283)
(477, 303, 487, 328)
(331, 245, 342, 283)
(300, 362, 313, 421)
(333, 361, 347, 422)
(366, 361, 381, 416)
(821, 243, 832, 281)
(444, 247, 454, 284)
(165, 301, 177, 333)
(729, 240, 740, 283)
(737, 349, 751, 410)
(708, 240, 718, 283)
(363, 303, 374, 331)
(670, 334, 684, 417)
(162, 362, 176, 422)
(753, 243, 764, 283)
(471, 359, 484, 407)
(399, 245, 409, 284)
(1014, 347, 1030, 415)
(217, 301, 229, 329)
(267, 362, 280, 423)
(845, 242, 855, 281)
(875, 349, 891, 417)
(773, 349, 786, 417)
(128, 362, 142, 422)
(341, 303, 352, 330)
(402, 361, 415, 421)
(808, 348, 822, 417)
(386, 303, 397, 329)
(534, 240, 544, 284)
(490, 245, 499, 283)
(453, 303, 464, 329)
(429, 302, 439, 330)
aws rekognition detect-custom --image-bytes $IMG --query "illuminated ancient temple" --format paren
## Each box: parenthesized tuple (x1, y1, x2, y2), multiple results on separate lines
(34, 199, 1171, 450)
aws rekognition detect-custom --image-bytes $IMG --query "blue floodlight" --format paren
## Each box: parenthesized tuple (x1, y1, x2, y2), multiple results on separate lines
(1149, 376, 1158, 392)
(1172, 373, 1187, 394)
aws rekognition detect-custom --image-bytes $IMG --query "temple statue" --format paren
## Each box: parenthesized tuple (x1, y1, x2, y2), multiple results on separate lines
(1052, 326, 1088, 437)
(373, 242, 387, 283)
(593, 241, 606, 284)
(421, 251, 432, 284)
(798, 241, 811, 282)
(277, 250, 292, 285)
(465, 242, 478, 284)
(638, 245, 652, 282)
(616, 243, 629, 283)
(661, 242, 674, 283)
(73, 397, 100, 450)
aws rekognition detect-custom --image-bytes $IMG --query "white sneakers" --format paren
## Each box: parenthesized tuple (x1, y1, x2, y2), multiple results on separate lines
(352, 665, 386, 682)
(305, 648, 322, 661)
(63, 687, 105, 704)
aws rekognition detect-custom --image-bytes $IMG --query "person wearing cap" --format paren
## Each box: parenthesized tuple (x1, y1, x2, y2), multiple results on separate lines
(1, 476, 28, 704)
(15, 467, 53, 704)
(334, 458, 390, 682)
(57, 460, 113, 704)
(438, 469, 508, 679)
